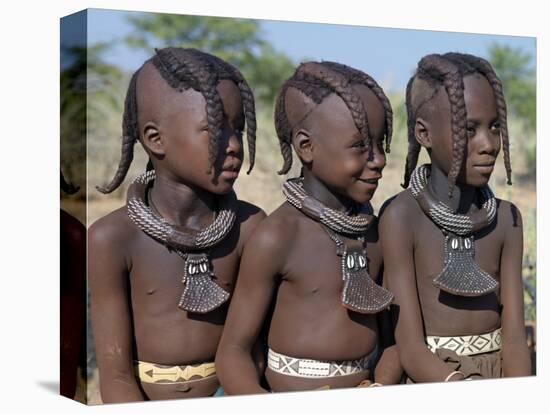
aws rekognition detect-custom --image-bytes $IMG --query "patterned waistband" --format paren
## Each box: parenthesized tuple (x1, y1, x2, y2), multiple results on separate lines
(426, 328, 502, 356)
(267, 347, 378, 379)
(134, 360, 216, 384)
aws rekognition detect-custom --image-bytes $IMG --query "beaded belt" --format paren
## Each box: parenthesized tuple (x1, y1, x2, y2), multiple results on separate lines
(426, 328, 502, 356)
(134, 360, 216, 384)
(267, 347, 377, 378)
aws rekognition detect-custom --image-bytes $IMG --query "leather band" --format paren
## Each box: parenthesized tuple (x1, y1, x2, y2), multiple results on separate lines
(426, 328, 502, 356)
(267, 347, 378, 378)
(134, 360, 216, 384)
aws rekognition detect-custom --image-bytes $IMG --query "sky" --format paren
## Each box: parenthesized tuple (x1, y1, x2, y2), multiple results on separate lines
(65, 8, 536, 93)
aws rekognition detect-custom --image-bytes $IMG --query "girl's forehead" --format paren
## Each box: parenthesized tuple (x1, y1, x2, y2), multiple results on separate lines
(353, 84, 384, 123)
(429, 73, 495, 121)
(310, 90, 384, 140)
(137, 64, 243, 124)
(463, 74, 497, 119)
(463, 74, 495, 103)
(217, 79, 243, 115)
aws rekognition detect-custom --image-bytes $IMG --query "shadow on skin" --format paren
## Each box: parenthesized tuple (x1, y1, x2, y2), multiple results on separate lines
(187, 202, 263, 326)
(438, 290, 500, 311)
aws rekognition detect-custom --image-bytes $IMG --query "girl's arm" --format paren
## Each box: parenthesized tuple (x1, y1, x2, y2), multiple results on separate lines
(499, 201, 532, 376)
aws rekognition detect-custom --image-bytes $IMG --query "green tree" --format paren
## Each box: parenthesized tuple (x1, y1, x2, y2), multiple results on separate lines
(125, 13, 295, 107)
(61, 43, 128, 198)
(60, 45, 88, 193)
(488, 43, 535, 130)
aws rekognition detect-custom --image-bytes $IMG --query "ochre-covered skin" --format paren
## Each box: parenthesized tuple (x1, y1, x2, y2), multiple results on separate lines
(216, 78, 403, 394)
(380, 73, 531, 382)
(88, 60, 265, 402)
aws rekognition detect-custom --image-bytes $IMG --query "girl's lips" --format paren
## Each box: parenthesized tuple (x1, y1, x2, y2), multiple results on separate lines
(473, 164, 495, 174)
(220, 170, 239, 179)
(357, 176, 381, 185)
(357, 178, 379, 190)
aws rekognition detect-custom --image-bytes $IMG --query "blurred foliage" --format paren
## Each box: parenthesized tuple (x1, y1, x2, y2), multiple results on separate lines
(61, 43, 126, 199)
(488, 44, 535, 130)
(60, 45, 87, 198)
(522, 208, 536, 322)
(125, 14, 296, 106)
(488, 44, 536, 179)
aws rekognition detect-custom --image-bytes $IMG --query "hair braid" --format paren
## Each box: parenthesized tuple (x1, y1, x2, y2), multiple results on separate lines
(418, 55, 467, 195)
(61, 171, 79, 195)
(96, 69, 140, 193)
(167, 49, 224, 174)
(449, 53, 512, 184)
(274, 61, 392, 175)
(238, 82, 257, 174)
(322, 61, 394, 152)
(274, 83, 294, 174)
(403, 75, 421, 188)
(98, 47, 257, 193)
(405, 52, 513, 193)
(299, 63, 371, 151)
(207, 54, 258, 174)
(154, 48, 222, 174)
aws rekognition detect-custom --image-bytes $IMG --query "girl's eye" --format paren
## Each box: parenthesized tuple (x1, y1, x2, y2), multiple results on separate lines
(352, 141, 367, 151)
(466, 126, 476, 137)
(490, 123, 501, 132)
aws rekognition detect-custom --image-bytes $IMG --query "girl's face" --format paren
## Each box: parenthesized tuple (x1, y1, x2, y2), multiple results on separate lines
(305, 84, 387, 204)
(155, 79, 245, 195)
(427, 73, 501, 187)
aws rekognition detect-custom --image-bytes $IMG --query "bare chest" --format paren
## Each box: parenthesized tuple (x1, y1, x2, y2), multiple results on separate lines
(127, 231, 240, 311)
(413, 214, 503, 335)
(281, 227, 382, 301)
(413, 216, 502, 287)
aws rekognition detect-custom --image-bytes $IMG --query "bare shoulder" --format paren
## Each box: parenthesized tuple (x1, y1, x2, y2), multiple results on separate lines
(88, 206, 138, 251)
(60, 209, 86, 244)
(496, 198, 523, 229)
(378, 189, 420, 230)
(236, 199, 266, 245)
(243, 202, 299, 257)
(87, 207, 137, 288)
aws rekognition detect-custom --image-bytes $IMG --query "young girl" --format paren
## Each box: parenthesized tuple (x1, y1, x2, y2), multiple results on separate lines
(89, 47, 265, 402)
(216, 61, 402, 394)
(380, 52, 531, 382)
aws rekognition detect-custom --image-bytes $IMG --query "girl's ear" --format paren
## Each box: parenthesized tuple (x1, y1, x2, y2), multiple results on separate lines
(141, 122, 165, 156)
(292, 128, 314, 165)
(414, 117, 432, 149)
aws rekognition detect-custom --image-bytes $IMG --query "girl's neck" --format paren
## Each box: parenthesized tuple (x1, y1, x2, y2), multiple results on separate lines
(148, 172, 217, 231)
(302, 169, 355, 213)
(429, 163, 477, 214)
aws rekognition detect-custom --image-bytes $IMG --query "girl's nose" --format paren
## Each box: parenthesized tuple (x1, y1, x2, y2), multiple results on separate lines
(367, 143, 386, 170)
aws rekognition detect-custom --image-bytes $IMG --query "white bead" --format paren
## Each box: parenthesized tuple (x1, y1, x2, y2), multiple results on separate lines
(359, 256, 366, 268)
(200, 263, 208, 273)
(451, 238, 459, 249)
(347, 255, 355, 269)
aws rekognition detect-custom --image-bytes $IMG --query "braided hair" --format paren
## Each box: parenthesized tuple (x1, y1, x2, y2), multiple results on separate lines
(61, 171, 79, 195)
(403, 52, 512, 193)
(97, 47, 257, 194)
(274, 61, 393, 175)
